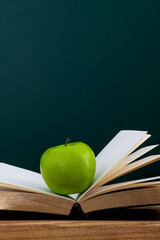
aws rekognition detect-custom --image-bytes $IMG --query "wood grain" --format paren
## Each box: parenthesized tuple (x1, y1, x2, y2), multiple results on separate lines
(0, 220, 160, 240)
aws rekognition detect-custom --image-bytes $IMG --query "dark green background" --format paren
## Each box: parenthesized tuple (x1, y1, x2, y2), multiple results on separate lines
(0, 0, 160, 180)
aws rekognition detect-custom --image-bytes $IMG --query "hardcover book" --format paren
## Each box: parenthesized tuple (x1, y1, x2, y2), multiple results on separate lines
(0, 130, 160, 216)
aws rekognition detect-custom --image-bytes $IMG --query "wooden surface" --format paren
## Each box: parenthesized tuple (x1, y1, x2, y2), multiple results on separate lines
(0, 220, 160, 240)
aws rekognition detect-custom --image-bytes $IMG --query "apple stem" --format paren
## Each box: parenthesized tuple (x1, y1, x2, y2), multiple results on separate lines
(65, 138, 70, 146)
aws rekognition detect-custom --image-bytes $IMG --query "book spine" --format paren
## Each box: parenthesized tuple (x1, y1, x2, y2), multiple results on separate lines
(69, 203, 86, 219)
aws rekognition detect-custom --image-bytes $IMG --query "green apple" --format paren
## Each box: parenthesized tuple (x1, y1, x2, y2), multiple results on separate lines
(40, 138, 96, 195)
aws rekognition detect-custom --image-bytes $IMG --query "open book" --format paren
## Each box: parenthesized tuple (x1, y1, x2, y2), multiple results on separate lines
(0, 130, 160, 216)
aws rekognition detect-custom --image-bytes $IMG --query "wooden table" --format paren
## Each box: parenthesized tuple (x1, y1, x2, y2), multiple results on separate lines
(1, 207, 160, 239)
(0, 220, 160, 239)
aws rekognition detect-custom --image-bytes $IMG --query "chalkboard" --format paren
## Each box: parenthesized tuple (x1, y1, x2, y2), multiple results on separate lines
(0, 0, 160, 180)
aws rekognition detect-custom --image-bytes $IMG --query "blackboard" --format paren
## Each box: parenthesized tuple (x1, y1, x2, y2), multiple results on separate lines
(0, 0, 160, 180)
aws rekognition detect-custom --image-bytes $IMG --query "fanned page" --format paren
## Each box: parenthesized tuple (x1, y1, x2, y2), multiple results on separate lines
(100, 144, 159, 182)
(97, 154, 160, 187)
(0, 163, 76, 201)
(79, 176, 160, 201)
(79, 146, 160, 201)
(77, 130, 148, 201)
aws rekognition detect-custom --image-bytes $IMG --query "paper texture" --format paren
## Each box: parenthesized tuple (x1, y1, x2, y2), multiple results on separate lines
(0, 163, 75, 200)
(77, 130, 148, 201)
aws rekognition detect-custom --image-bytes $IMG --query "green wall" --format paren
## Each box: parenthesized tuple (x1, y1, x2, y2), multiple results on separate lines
(0, 0, 160, 180)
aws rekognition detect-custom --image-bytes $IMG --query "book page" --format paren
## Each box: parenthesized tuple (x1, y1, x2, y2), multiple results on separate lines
(104, 144, 158, 178)
(77, 130, 148, 201)
(80, 186, 160, 214)
(99, 154, 160, 186)
(94, 131, 148, 182)
(80, 176, 160, 201)
(90, 144, 158, 189)
(0, 163, 76, 201)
